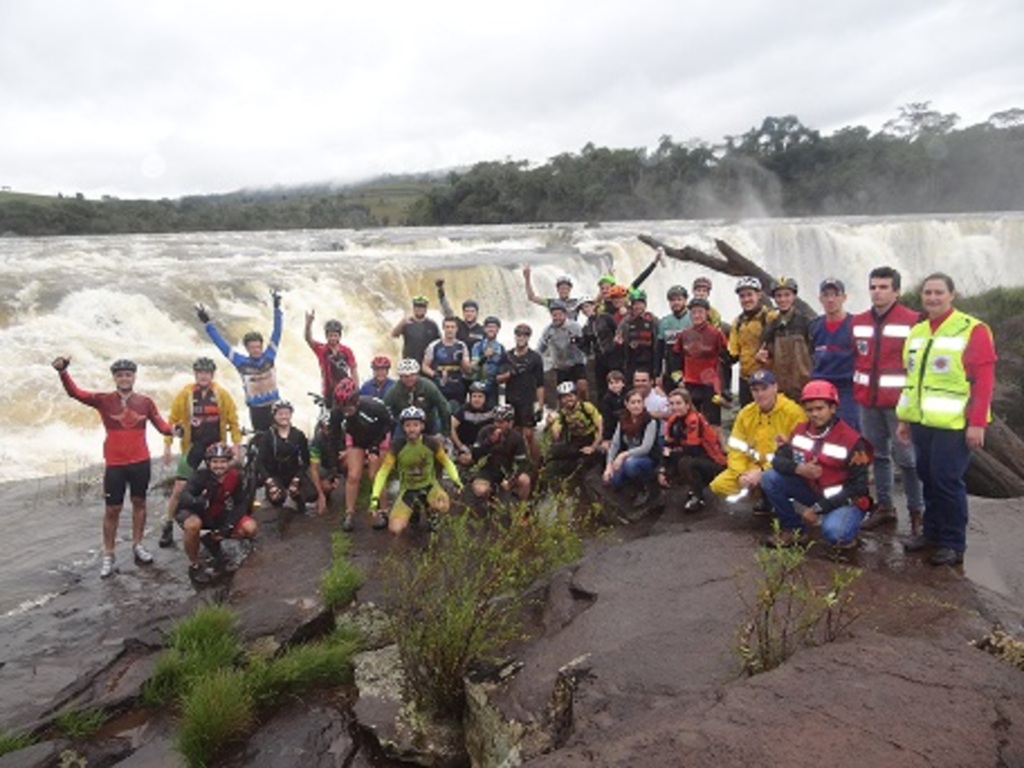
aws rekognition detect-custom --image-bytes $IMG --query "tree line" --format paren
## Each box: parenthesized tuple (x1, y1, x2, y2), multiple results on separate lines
(2, 102, 1022, 236)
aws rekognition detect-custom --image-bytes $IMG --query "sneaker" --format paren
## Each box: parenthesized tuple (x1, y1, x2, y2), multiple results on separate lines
(133, 543, 154, 566)
(633, 487, 650, 506)
(751, 496, 773, 518)
(99, 554, 117, 579)
(683, 494, 705, 513)
(832, 537, 859, 551)
(929, 547, 964, 566)
(372, 511, 389, 531)
(860, 505, 897, 531)
(903, 535, 935, 553)
(341, 513, 355, 532)
(188, 563, 213, 585)
(159, 520, 174, 548)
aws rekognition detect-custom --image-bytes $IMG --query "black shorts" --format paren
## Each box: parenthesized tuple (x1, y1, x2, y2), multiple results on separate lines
(556, 365, 587, 385)
(510, 400, 537, 429)
(104, 460, 151, 506)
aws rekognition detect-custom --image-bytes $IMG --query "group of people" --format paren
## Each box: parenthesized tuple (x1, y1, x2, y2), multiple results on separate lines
(55, 253, 996, 583)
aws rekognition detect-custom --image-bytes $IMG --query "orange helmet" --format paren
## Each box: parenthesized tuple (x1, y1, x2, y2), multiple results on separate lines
(800, 380, 839, 404)
(607, 284, 628, 299)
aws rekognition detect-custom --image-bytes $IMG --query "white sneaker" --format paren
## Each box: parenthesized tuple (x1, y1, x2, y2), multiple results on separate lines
(133, 543, 154, 565)
(100, 554, 117, 578)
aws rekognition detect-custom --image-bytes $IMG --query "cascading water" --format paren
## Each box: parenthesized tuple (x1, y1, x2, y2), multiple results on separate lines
(1, 213, 1022, 484)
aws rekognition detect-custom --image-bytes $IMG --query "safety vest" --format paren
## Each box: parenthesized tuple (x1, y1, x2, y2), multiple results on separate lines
(851, 304, 919, 408)
(896, 309, 985, 430)
(789, 419, 867, 502)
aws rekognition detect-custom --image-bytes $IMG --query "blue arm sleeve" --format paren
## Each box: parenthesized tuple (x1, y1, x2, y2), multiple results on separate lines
(205, 322, 243, 367)
(270, 306, 283, 349)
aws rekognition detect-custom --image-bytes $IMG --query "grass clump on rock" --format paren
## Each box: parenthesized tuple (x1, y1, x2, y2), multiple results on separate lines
(54, 707, 107, 740)
(384, 499, 585, 718)
(320, 531, 364, 611)
(0, 730, 36, 757)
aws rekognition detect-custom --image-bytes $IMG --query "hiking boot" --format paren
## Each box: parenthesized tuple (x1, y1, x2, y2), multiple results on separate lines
(832, 537, 859, 551)
(751, 495, 772, 518)
(762, 529, 807, 549)
(903, 535, 935, 553)
(188, 563, 213, 585)
(159, 520, 174, 548)
(860, 505, 897, 531)
(909, 509, 924, 538)
(99, 554, 117, 579)
(633, 487, 650, 506)
(683, 494, 705, 513)
(372, 511, 389, 531)
(341, 513, 355, 532)
(929, 548, 964, 566)
(133, 543, 154, 566)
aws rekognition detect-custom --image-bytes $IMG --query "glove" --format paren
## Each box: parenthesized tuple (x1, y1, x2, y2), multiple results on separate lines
(369, 497, 379, 512)
(195, 304, 211, 324)
(52, 356, 70, 372)
(271, 289, 282, 309)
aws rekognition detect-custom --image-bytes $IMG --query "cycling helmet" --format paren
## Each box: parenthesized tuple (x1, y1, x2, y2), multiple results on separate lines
(483, 315, 501, 327)
(666, 285, 689, 300)
(556, 275, 573, 287)
(333, 378, 357, 404)
(549, 299, 568, 312)
(608, 284, 628, 299)
(400, 406, 426, 423)
(735, 276, 762, 293)
(688, 297, 711, 310)
(396, 358, 421, 376)
(411, 294, 429, 306)
(693, 276, 713, 291)
(598, 274, 617, 286)
(494, 404, 515, 421)
(772, 277, 799, 295)
(110, 359, 137, 374)
(462, 299, 479, 310)
(628, 288, 647, 303)
(271, 399, 293, 414)
(192, 357, 216, 372)
(324, 319, 343, 334)
(514, 323, 532, 336)
(468, 381, 488, 393)
(371, 355, 391, 369)
(800, 380, 839, 404)
(242, 331, 264, 345)
(205, 442, 233, 460)
(556, 381, 576, 396)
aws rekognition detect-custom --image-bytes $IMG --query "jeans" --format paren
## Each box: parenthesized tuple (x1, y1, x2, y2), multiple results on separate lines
(610, 455, 655, 490)
(835, 383, 860, 431)
(859, 405, 924, 512)
(761, 469, 864, 545)
(911, 424, 971, 553)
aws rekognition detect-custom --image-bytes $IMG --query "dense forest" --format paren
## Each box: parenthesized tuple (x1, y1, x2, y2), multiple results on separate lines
(2, 102, 1022, 237)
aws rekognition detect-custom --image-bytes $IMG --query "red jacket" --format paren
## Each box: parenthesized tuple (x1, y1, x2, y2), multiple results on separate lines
(851, 303, 920, 408)
(787, 419, 872, 512)
(664, 410, 727, 465)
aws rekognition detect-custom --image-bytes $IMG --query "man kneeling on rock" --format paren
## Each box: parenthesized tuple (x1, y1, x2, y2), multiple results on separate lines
(760, 380, 873, 549)
(176, 442, 259, 583)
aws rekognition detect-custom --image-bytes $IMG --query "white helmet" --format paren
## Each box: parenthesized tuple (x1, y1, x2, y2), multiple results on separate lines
(396, 358, 421, 375)
(556, 381, 576, 396)
(400, 406, 426, 423)
(735, 276, 762, 293)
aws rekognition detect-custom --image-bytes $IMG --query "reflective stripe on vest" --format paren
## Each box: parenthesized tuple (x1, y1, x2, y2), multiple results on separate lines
(882, 324, 912, 338)
(728, 435, 750, 452)
(792, 434, 815, 452)
(852, 325, 873, 338)
(821, 442, 848, 460)
(823, 484, 843, 499)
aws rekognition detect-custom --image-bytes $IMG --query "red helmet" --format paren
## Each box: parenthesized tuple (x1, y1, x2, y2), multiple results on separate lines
(800, 380, 839, 404)
(371, 355, 391, 369)
(333, 378, 358, 405)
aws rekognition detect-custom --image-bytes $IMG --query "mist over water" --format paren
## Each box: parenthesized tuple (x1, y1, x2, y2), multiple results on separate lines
(1, 213, 1022, 485)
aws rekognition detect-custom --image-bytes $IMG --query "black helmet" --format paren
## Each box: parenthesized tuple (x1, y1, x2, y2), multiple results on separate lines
(324, 319, 343, 334)
(483, 315, 501, 327)
(110, 359, 137, 374)
(242, 331, 264, 345)
(192, 357, 216, 372)
(666, 285, 689, 300)
(462, 299, 479, 310)
(468, 381, 488, 393)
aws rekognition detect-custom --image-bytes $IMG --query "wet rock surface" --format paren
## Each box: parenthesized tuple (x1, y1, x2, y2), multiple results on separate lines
(1, 469, 1024, 766)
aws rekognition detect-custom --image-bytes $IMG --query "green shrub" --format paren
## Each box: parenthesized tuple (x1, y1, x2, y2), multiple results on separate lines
(54, 708, 107, 740)
(384, 501, 584, 717)
(176, 669, 253, 768)
(0, 731, 36, 757)
(320, 532, 364, 611)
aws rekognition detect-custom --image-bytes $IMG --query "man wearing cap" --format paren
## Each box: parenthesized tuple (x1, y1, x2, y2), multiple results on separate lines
(436, 278, 486, 349)
(523, 266, 582, 320)
(656, 284, 692, 388)
(761, 380, 873, 549)
(852, 267, 925, 535)
(810, 278, 859, 429)
(710, 369, 805, 505)
(671, 297, 730, 426)
(757, 277, 814, 401)
(391, 294, 441, 365)
(727, 277, 772, 407)
(497, 324, 546, 464)
(538, 301, 588, 400)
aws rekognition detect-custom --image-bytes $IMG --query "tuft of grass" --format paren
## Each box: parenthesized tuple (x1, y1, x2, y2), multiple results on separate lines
(320, 532, 364, 611)
(384, 496, 584, 717)
(247, 625, 361, 708)
(0, 731, 36, 757)
(176, 669, 253, 768)
(54, 707, 107, 740)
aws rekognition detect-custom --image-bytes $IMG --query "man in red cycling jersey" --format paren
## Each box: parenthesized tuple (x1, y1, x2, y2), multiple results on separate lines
(53, 356, 176, 578)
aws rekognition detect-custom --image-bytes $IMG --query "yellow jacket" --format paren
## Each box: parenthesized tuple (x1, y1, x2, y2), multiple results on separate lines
(724, 393, 805, 474)
(165, 381, 242, 452)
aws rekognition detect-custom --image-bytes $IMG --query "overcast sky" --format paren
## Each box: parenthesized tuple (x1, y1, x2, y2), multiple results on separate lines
(2, 0, 1022, 200)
